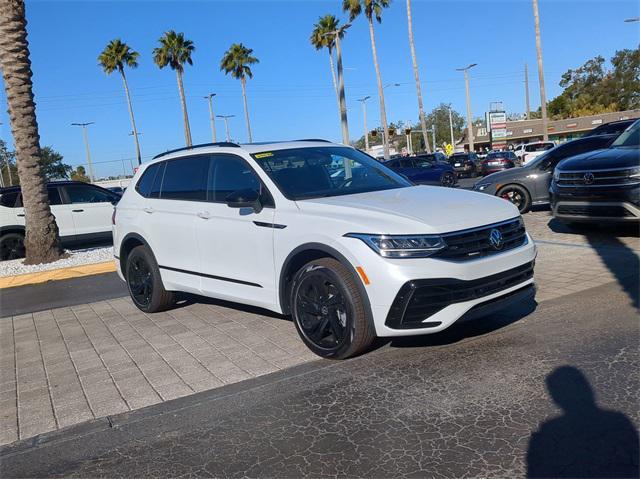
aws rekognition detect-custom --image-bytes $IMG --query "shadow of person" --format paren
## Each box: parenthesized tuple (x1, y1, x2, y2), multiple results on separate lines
(527, 366, 639, 478)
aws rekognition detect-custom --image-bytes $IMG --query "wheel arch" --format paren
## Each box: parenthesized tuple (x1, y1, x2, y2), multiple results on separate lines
(119, 232, 151, 274)
(496, 182, 531, 198)
(0, 225, 26, 236)
(278, 243, 374, 331)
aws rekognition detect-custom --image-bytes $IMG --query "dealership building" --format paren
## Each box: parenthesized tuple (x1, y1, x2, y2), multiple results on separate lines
(459, 109, 640, 151)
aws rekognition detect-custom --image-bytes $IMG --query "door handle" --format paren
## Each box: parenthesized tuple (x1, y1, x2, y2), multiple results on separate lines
(72, 209, 84, 213)
(143, 207, 154, 214)
(17, 213, 25, 217)
(196, 211, 211, 220)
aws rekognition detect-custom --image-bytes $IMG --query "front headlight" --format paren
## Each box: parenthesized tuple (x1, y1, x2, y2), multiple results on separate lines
(474, 182, 492, 191)
(345, 233, 446, 258)
(629, 166, 640, 179)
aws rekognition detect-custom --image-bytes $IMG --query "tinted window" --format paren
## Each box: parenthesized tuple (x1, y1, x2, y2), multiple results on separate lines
(611, 121, 640, 148)
(65, 185, 114, 204)
(0, 191, 19, 208)
(525, 143, 554, 152)
(399, 159, 413, 168)
(208, 155, 261, 202)
(136, 164, 160, 198)
(47, 187, 62, 205)
(161, 156, 208, 201)
(150, 162, 165, 199)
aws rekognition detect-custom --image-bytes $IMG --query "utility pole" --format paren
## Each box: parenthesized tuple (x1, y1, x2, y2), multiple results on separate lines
(357, 96, 371, 151)
(323, 24, 351, 146)
(216, 115, 234, 142)
(532, 0, 549, 140)
(456, 63, 477, 152)
(71, 122, 95, 182)
(204, 93, 217, 142)
(448, 107, 455, 148)
(524, 63, 531, 120)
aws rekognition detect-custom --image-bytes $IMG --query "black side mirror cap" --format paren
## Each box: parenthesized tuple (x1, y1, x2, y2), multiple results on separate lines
(225, 188, 263, 213)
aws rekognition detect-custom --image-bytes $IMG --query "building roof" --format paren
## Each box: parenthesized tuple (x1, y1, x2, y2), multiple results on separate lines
(460, 109, 640, 145)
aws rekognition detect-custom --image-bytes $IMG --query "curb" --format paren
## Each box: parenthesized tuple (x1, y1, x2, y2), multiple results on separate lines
(0, 261, 117, 289)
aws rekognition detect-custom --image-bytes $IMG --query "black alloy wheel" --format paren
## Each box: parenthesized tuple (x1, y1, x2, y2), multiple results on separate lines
(291, 258, 375, 359)
(0, 233, 26, 261)
(440, 171, 456, 187)
(125, 245, 175, 313)
(498, 185, 532, 214)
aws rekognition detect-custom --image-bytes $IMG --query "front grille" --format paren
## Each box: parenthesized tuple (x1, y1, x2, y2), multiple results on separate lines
(433, 218, 527, 261)
(557, 204, 633, 218)
(385, 261, 535, 329)
(556, 168, 639, 187)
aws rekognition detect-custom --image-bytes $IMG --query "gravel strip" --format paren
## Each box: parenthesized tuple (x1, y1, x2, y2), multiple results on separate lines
(0, 246, 114, 278)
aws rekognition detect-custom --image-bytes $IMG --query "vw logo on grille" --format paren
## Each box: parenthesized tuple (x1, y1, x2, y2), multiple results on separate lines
(583, 172, 595, 185)
(489, 228, 504, 250)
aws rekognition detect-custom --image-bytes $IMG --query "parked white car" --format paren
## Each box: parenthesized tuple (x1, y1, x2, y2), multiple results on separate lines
(0, 181, 119, 260)
(516, 141, 555, 165)
(113, 140, 536, 359)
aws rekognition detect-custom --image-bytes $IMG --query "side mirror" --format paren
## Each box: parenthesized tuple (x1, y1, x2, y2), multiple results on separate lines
(225, 188, 263, 213)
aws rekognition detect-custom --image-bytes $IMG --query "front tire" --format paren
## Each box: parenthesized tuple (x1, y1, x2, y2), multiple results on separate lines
(125, 245, 174, 313)
(497, 184, 532, 214)
(290, 258, 375, 360)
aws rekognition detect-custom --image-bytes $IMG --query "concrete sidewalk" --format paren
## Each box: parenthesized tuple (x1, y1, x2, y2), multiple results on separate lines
(1, 211, 638, 445)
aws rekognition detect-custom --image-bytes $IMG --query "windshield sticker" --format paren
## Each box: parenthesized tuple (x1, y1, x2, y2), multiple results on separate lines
(255, 152, 274, 158)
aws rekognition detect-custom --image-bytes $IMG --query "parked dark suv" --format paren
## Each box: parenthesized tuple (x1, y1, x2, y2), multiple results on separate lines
(473, 134, 617, 213)
(449, 152, 480, 177)
(550, 120, 640, 223)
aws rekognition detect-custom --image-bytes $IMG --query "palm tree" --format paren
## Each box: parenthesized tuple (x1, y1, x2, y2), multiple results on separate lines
(343, 0, 392, 159)
(98, 39, 142, 164)
(153, 31, 194, 147)
(221, 43, 259, 143)
(405, 0, 431, 153)
(0, 0, 64, 264)
(310, 14, 342, 108)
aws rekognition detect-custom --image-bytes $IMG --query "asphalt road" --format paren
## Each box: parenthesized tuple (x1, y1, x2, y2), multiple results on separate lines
(0, 272, 127, 317)
(2, 277, 637, 478)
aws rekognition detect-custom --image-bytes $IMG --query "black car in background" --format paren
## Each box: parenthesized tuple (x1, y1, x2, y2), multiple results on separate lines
(551, 120, 640, 223)
(449, 152, 480, 177)
(480, 151, 518, 176)
(585, 118, 636, 137)
(473, 134, 617, 213)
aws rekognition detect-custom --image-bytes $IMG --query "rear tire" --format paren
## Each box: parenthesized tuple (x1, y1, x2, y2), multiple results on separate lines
(125, 245, 174, 313)
(497, 184, 532, 214)
(0, 232, 25, 261)
(440, 171, 456, 187)
(290, 258, 375, 360)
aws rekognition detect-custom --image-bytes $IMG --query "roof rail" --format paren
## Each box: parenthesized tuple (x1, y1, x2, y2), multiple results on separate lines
(294, 138, 332, 143)
(153, 142, 240, 159)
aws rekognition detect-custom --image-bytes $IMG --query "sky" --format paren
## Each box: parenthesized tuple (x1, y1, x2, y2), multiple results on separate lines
(0, 0, 638, 178)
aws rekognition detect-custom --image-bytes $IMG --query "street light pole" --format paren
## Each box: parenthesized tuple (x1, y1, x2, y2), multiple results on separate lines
(204, 93, 217, 142)
(71, 122, 95, 182)
(357, 96, 370, 151)
(323, 24, 351, 146)
(448, 107, 455, 148)
(216, 115, 234, 142)
(456, 63, 477, 152)
(532, 0, 549, 141)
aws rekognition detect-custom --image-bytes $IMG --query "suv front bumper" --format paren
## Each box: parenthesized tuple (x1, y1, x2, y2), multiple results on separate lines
(342, 233, 537, 337)
(550, 183, 640, 222)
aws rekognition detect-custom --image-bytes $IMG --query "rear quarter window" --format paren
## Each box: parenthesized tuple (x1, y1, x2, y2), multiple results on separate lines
(0, 191, 19, 208)
(135, 163, 160, 198)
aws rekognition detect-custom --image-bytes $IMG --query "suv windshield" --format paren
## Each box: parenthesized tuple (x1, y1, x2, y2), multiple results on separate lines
(252, 146, 411, 200)
(610, 121, 640, 148)
(525, 143, 554, 152)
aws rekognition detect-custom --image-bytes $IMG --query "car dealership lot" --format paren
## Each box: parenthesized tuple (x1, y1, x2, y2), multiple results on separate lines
(0, 211, 638, 446)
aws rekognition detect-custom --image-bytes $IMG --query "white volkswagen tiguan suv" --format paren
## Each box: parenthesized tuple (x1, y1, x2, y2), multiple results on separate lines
(113, 140, 536, 359)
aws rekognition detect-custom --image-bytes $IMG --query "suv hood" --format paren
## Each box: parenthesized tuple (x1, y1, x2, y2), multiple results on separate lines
(557, 147, 640, 171)
(297, 185, 519, 234)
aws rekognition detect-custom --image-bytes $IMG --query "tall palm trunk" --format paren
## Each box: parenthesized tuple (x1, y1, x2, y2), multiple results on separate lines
(406, 0, 431, 153)
(367, 18, 390, 160)
(119, 67, 141, 164)
(0, 0, 63, 264)
(532, 0, 548, 141)
(175, 69, 192, 147)
(328, 49, 340, 110)
(241, 76, 253, 143)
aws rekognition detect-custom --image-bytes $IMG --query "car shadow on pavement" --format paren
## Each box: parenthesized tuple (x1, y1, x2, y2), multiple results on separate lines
(527, 366, 639, 478)
(176, 293, 289, 321)
(548, 219, 639, 309)
(384, 296, 537, 350)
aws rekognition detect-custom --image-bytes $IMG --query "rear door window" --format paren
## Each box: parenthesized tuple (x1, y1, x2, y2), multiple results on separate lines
(47, 187, 63, 205)
(160, 156, 209, 201)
